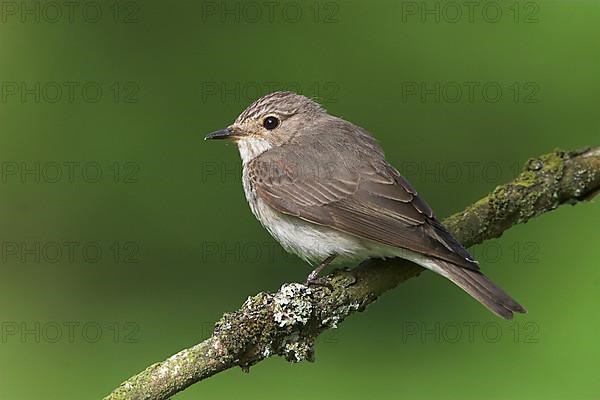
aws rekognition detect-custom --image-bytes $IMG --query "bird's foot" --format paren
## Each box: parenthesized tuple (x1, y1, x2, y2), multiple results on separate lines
(304, 276, 334, 291)
(304, 254, 337, 291)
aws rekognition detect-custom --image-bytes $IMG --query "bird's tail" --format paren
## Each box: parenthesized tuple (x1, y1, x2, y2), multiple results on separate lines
(419, 258, 527, 319)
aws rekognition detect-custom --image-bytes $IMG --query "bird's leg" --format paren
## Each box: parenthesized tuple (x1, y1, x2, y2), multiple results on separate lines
(305, 254, 337, 289)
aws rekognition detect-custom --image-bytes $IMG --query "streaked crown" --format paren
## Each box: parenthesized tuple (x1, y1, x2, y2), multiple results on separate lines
(235, 91, 325, 124)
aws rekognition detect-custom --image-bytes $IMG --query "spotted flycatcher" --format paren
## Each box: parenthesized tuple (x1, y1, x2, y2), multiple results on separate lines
(205, 91, 526, 319)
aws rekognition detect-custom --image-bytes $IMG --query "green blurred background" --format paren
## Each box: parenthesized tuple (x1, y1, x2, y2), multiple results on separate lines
(1, 0, 599, 398)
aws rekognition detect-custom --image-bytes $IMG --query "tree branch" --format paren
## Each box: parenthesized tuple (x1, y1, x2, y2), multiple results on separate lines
(104, 147, 600, 400)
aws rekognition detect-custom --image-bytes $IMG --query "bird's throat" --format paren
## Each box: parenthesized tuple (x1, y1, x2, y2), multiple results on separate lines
(236, 137, 272, 164)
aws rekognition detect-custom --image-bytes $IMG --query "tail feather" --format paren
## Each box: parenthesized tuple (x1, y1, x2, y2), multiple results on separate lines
(421, 258, 526, 319)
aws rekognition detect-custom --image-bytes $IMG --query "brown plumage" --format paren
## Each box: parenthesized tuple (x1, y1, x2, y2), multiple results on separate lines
(208, 91, 526, 319)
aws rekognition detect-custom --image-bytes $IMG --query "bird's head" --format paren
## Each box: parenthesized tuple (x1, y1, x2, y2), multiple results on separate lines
(205, 91, 327, 162)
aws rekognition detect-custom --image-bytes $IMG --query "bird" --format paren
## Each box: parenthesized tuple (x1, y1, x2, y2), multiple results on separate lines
(205, 91, 526, 319)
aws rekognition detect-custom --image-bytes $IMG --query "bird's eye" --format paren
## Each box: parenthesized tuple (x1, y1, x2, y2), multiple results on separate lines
(263, 116, 280, 130)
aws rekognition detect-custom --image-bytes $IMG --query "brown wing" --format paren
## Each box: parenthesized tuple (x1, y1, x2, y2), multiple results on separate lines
(247, 130, 478, 270)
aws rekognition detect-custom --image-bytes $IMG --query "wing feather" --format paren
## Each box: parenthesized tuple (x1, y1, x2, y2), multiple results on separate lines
(247, 131, 478, 270)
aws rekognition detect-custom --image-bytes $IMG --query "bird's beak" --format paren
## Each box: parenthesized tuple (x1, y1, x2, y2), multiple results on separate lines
(204, 127, 235, 140)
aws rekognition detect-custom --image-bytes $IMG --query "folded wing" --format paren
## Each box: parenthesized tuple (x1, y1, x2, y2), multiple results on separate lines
(246, 131, 478, 270)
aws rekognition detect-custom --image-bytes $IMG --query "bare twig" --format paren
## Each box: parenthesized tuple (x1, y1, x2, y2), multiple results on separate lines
(104, 147, 600, 400)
